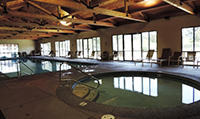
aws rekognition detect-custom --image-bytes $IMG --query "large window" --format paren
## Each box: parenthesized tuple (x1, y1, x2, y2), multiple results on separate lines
(182, 27, 200, 62)
(76, 37, 101, 59)
(0, 44, 18, 58)
(41, 42, 51, 56)
(55, 40, 70, 57)
(112, 31, 157, 61)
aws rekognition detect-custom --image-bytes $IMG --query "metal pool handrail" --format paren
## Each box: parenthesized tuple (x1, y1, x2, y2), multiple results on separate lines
(17, 60, 34, 78)
(59, 62, 100, 89)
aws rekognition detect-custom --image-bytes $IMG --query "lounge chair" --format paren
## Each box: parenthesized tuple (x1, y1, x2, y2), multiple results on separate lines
(18, 52, 22, 57)
(134, 50, 154, 66)
(66, 51, 72, 58)
(168, 51, 182, 66)
(109, 51, 118, 60)
(90, 51, 95, 59)
(182, 51, 196, 68)
(22, 52, 27, 57)
(151, 48, 171, 67)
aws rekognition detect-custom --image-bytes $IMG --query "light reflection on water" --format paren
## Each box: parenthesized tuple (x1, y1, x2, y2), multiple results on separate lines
(83, 75, 200, 108)
(0, 59, 90, 77)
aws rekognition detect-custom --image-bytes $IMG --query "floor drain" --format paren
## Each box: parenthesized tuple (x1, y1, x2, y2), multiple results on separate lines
(101, 114, 115, 119)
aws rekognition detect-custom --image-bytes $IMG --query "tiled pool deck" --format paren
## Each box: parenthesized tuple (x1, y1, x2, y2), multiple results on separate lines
(0, 56, 200, 119)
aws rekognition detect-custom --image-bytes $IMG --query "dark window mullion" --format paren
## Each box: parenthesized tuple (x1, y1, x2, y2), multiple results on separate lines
(193, 28, 195, 51)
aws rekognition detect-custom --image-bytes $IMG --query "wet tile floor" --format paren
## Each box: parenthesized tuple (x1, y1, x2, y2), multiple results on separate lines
(1, 57, 200, 119)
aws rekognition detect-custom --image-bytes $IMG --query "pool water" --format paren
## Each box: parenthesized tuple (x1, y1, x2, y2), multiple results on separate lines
(0, 59, 90, 78)
(81, 73, 200, 108)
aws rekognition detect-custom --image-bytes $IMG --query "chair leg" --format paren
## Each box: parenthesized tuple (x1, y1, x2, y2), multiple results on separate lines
(168, 60, 170, 66)
(160, 61, 162, 67)
(193, 62, 195, 68)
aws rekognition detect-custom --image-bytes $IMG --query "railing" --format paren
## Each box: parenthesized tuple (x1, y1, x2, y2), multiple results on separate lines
(17, 60, 34, 78)
(59, 62, 100, 89)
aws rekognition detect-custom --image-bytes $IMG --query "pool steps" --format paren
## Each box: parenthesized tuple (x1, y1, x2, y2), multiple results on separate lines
(72, 84, 99, 101)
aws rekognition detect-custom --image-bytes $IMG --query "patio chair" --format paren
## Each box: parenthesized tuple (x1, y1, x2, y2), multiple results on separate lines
(197, 58, 200, 69)
(66, 51, 72, 58)
(90, 51, 95, 59)
(18, 52, 22, 57)
(182, 51, 196, 68)
(109, 51, 118, 60)
(168, 51, 182, 66)
(151, 48, 171, 67)
(22, 52, 27, 57)
(134, 50, 154, 66)
(74, 51, 82, 58)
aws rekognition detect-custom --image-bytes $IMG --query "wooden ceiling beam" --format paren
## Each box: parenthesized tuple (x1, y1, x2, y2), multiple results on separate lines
(0, 21, 91, 31)
(31, 28, 75, 33)
(24, 0, 52, 15)
(0, 26, 75, 33)
(163, 0, 195, 15)
(0, 36, 39, 40)
(6, 10, 115, 27)
(29, 0, 147, 22)
(7, 0, 26, 10)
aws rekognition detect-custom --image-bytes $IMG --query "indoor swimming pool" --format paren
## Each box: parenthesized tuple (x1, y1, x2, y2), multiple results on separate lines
(78, 72, 200, 108)
(0, 58, 91, 78)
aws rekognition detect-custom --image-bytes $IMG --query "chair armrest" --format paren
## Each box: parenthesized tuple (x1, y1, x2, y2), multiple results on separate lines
(168, 56, 172, 60)
(178, 56, 182, 61)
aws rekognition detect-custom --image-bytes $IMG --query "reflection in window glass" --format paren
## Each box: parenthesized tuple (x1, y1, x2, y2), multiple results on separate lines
(94, 79, 102, 84)
(41, 61, 52, 71)
(194, 88, 200, 102)
(151, 78, 158, 97)
(113, 76, 158, 97)
(182, 84, 194, 104)
(0, 60, 18, 73)
(114, 77, 119, 88)
(134, 77, 142, 92)
(119, 77, 124, 89)
(125, 77, 133, 91)
(143, 77, 150, 95)
(56, 63, 71, 70)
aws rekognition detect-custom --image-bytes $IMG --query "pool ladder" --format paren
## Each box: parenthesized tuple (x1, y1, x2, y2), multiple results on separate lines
(59, 62, 100, 89)
(17, 60, 34, 78)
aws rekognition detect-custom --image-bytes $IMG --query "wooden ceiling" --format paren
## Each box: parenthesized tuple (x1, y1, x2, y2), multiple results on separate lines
(0, 0, 199, 40)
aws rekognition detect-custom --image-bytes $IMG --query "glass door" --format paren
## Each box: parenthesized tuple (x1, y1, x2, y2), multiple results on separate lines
(133, 34, 141, 60)
(112, 35, 124, 61)
(124, 34, 132, 60)
(83, 39, 88, 58)
(142, 32, 149, 59)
